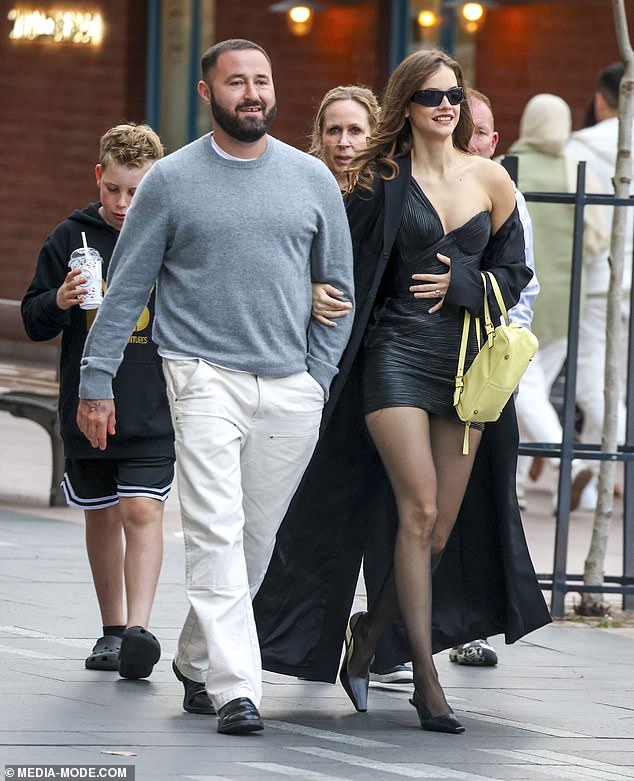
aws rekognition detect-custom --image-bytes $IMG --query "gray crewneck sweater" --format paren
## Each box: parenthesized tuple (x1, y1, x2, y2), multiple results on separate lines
(79, 134, 354, 400)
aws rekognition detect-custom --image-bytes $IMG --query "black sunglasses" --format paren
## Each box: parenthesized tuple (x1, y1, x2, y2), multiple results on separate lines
(410, 87, 464, 107)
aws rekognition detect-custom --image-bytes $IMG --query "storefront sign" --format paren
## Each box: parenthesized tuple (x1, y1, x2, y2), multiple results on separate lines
(8, 8, 103, 44)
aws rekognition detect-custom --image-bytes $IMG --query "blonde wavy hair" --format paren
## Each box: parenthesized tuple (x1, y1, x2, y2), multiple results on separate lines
(347, 48, 473, 193)
(99, 123, 164, 169)
(309, 85, 381, 161)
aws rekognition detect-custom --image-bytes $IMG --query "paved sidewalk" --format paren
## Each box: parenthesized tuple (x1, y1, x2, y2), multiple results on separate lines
(1, 412, 633, 780)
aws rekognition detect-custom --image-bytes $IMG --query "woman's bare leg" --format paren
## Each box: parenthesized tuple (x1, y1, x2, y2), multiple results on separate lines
(354, 408, 480, 716)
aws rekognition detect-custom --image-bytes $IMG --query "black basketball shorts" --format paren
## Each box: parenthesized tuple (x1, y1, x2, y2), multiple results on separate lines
(62, 456, 175, 510)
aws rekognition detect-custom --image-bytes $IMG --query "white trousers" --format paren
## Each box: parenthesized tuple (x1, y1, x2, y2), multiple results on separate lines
(576, 295, 628, 469)
(515, 339, 567, 488)
(163, 359, 323, 709)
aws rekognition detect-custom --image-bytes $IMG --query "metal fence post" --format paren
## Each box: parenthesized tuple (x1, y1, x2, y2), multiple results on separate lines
(508, 155, 634, 613)
(550, 162, 586, 618)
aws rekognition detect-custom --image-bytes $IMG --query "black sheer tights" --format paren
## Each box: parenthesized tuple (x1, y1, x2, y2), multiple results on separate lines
(349, 406, 481, 717)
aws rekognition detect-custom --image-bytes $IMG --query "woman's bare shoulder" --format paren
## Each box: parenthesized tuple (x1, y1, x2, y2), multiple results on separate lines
(475, 157, 515, 206)
(466, 154, 511, 183)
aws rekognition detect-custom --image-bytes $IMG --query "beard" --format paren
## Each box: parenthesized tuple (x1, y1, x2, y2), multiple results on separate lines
(210, 92, 277, 143)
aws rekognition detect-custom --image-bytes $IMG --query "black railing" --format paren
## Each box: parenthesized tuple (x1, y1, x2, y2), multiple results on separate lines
(503, 157, 634, 617)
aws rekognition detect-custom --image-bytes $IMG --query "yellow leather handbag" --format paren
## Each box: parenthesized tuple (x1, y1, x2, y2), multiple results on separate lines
(454, 271, 538, 454)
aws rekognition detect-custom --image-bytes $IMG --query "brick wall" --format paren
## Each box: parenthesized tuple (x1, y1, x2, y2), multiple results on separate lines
(0, 0, 148, 301)
(4, 0, 622, 303)
(214, 1, 623, 154)
(475, 0, 624, 154)
(214, 0, 388, 151)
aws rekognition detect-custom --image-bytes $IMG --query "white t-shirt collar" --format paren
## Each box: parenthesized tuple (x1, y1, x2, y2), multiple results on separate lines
(211, 134, 260, 162)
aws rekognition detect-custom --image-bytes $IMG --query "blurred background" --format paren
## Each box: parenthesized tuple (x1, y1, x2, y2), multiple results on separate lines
(0, 0, 625, 309)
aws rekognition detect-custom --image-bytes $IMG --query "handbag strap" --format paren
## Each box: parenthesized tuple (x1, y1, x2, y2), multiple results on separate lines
(453, 273, 493, 407)
(454, 272, 507, 456)
(453, 310, 472, 406)
(481, 272, 495, 347)
(485, 271, 510, 326)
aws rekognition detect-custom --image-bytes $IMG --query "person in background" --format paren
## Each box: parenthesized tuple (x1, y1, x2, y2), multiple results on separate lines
(308, 85, 380, 190)
(22, 124, 174, 680)
(567, 63, 628, 509)
(507, 94, 607, 513)
(77, 39, 354, 735)
(466, 89, 539, 334)
(443, 87, 541, 668)
(309, 84, 414, 686)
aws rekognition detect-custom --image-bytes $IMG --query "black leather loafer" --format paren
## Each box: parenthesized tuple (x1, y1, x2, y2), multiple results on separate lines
(172, 661, 215, 715)
(217, 697, 263, 734)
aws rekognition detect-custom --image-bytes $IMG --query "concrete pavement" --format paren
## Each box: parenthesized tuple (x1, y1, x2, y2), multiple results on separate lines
(1, 410, 633, 780)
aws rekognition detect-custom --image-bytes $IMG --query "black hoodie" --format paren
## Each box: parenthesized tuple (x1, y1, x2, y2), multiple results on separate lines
(22, 203, 174, 460)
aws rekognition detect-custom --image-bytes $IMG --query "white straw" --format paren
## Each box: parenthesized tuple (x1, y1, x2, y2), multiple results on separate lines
(81, 231, 89, 255)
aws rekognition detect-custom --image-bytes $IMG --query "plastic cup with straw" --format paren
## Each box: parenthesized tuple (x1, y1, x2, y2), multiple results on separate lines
(68, 232, 103, 309)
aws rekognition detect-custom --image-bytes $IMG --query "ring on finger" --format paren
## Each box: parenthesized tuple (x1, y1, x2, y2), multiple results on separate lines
(434, 289, 441, 296)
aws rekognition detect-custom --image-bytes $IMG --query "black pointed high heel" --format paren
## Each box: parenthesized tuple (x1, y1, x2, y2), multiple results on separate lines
(339, 612, 370, 712)
(409, 690, 465, 734)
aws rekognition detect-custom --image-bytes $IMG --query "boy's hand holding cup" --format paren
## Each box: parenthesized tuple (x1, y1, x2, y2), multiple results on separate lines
(68, 244, 103, 310)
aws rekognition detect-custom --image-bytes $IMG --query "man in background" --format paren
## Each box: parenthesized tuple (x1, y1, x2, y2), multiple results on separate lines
(445, 89, 540, 668)
(567, 63, 629, 508)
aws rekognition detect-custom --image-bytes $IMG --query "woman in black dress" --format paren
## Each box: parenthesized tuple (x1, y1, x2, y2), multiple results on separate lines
(338, 48, 533, 734)
(254, 48, 549, 734)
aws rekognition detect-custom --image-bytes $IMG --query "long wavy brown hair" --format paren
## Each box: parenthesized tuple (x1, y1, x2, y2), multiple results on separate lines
(346, 48, 473, 193)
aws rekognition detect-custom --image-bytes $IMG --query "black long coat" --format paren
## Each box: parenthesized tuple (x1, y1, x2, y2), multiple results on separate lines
(254, 155, 551, 683)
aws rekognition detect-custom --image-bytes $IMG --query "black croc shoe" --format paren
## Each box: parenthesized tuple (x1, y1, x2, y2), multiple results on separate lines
(85, 635, 121, 671)
(118, 626, 161, 679)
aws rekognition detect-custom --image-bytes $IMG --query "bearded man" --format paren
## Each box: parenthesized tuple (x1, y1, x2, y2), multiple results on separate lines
(77, 38, 354, 735)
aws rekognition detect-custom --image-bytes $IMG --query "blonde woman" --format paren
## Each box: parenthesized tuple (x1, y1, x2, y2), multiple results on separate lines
(310, 85, 379, 328)
(310, 86, 414, 686)
(310, 85, 380, 186)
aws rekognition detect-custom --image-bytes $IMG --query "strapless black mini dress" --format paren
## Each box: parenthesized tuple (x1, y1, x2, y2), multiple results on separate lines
(362, 178, 492, 425)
